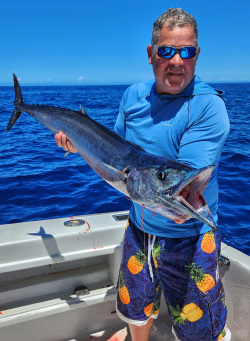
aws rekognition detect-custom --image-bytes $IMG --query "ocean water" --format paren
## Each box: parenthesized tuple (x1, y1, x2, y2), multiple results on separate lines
(1, 82, 249, 256)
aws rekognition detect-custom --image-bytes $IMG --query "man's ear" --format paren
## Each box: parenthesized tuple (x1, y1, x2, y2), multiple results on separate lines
(195, 46, 201, 64)
(147, 45, 153, 65)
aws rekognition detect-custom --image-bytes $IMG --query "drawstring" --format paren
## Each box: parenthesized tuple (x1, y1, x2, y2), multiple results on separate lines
(148, 234, 156, 282)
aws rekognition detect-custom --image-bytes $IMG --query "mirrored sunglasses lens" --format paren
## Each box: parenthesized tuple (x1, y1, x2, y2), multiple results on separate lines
(180, 47, 197, 59)
(158, 46, 175, 58)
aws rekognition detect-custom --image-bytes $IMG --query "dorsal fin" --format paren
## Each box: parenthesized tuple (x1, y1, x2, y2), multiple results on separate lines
(80, 105, 87, 115)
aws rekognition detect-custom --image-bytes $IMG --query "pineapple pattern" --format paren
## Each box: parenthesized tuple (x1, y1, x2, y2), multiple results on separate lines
(117, 220, 227, 341)
(201, 231, 216, 253)
(125, 219, 129, 230)
(118, 270, 130, 305)
(185, 262, 215, 292)
(127, 249, 146, 274)
(169, 302, 203, 326)
(144, 299, 160, 317)
(217, 325, 229, 341)
(152, 242, 163, 268)
(217, 327, 226, 341)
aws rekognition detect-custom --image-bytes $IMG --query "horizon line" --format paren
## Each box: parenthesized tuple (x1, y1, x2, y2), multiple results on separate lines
(1, 79, 250, 87)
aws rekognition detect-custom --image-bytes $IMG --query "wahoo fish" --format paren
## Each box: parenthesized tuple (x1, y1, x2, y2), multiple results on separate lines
(6, 74, 217, 230)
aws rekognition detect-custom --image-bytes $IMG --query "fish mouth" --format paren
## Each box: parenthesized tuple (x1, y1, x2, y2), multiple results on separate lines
(168, 165, 217, 229)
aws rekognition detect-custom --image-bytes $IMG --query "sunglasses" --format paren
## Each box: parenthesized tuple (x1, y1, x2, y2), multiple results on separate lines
(153, 45, 198, 59)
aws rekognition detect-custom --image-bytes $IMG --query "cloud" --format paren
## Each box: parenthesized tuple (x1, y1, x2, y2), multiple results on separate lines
(78, 76, 84, 82)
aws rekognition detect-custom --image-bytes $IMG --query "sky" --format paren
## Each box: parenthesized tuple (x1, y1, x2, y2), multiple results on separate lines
(1, 0, 250, 85)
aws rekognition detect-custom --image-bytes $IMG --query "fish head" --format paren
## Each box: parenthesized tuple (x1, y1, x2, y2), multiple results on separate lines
(126, 159, 216, 229)
(126, 165, 187, 201)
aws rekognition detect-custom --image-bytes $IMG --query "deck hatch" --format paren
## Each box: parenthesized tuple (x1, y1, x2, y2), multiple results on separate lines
(112, 214, 129, 221)
(64, 219, 85, 227)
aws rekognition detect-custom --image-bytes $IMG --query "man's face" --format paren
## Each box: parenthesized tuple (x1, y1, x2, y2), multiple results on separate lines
(147, 25, 200, 95)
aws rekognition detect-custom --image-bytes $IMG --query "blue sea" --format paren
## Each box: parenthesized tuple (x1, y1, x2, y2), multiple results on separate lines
(0, 83, 249, 256)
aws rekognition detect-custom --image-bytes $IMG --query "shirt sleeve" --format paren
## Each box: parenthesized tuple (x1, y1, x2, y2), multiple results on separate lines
(177, 95, 230, 169)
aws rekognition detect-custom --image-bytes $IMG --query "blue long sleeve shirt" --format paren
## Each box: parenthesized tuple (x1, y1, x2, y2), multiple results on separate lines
(114, 76, 230, 237)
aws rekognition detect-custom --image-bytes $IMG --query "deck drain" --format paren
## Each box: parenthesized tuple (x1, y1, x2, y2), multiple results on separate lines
(64, 219, 85, 227)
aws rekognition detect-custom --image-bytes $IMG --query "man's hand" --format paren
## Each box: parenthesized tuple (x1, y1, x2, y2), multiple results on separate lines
(54, 132, 78, 153)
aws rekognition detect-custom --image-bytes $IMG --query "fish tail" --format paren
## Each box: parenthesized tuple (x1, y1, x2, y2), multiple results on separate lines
(13, 73, 23, 105)
(6, 74, 24, 132)
(6, 108, 22, 132)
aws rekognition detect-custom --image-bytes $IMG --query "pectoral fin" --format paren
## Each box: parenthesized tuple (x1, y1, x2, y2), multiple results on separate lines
(102, 163, 128, 181)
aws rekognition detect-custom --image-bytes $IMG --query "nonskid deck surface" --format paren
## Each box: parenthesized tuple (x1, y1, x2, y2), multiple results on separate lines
(75, 318, 238, 341)
(79, 315, 177, 341)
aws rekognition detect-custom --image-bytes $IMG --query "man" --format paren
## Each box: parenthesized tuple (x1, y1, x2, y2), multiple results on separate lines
(55, 8, 230, 341)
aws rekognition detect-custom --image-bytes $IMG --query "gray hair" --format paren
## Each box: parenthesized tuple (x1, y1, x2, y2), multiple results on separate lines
(151, 8, 198, 45)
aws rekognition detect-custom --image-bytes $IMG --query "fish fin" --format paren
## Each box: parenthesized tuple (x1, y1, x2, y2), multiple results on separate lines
(6, 74, 24, 132)
(80, 105, 87, 115)
(6, 107, 22, 132)
(13, 73, 24, 105)
(102, 163, 128, 180)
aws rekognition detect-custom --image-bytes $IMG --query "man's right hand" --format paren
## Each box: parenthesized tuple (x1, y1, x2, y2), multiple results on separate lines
(54, 131, 78, 153)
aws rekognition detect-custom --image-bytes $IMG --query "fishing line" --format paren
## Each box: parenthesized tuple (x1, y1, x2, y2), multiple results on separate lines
(192, 218, 199, 235)
(142, 205, 147, 305)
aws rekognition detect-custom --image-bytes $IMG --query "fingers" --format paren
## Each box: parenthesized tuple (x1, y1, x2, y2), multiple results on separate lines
(54, 131, 65, 148)
(68, 142, 78, 153)
(160, 213, 186, 224)
(54, 131, 78, 153)
(174, 218, 186, 224)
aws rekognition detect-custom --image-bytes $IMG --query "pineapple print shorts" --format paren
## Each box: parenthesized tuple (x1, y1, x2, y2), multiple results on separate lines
(116, 219, 229, 341)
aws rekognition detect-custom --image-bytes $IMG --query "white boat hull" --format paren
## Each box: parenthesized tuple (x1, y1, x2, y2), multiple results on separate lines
(0, 211, 249, 340)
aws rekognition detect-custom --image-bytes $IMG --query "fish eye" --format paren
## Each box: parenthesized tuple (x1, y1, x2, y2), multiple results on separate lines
(157, 169, 166, 181)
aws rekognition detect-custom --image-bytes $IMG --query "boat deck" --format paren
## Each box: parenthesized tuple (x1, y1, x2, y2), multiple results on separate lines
(81, 315, 176, 340)
(0, 211, 249, 341)
(79, 317, 238, 340)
